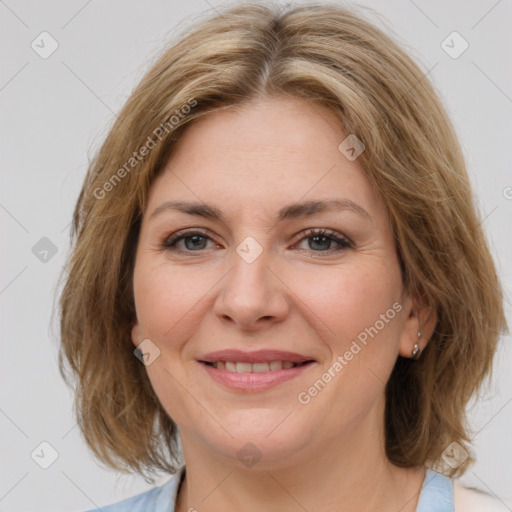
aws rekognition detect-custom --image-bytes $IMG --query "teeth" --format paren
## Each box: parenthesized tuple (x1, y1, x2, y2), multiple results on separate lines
(270, 360, 283, 371)
(253, 362, 270, 372)
(225, 361, 236, 372)
(236, 362, 252, 373)
(211, 361, 301, 372)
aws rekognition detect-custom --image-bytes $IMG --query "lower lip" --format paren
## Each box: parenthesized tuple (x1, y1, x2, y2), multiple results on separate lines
(199, 362, 315, 392)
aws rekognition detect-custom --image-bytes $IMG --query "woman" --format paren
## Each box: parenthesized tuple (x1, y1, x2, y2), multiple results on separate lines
(58, 3, 508, 511)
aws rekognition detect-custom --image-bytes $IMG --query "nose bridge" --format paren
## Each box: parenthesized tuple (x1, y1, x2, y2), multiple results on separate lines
(227, 235, 272, 304)
(234, 236, 269, 290)
(214, 234, 289, 327)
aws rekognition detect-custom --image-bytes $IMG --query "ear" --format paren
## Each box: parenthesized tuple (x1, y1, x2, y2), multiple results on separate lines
(131, 316, 141, 348)
(398, 291, 437, 359)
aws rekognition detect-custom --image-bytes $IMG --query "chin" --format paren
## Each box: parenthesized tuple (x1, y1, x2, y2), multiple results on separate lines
(193, 418, 314, 470)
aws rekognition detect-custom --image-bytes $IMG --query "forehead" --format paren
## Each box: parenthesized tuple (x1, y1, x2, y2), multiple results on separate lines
(145, 96, 386, 222)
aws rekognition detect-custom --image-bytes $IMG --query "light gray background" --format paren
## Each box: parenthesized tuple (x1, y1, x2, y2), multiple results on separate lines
(1, 0, 511, 510)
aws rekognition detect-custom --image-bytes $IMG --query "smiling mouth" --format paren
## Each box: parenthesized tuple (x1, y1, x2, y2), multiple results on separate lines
(199, 360, 315, 372)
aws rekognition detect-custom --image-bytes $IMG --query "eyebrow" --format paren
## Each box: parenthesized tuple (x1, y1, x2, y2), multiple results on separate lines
(149, 198, 371, 223)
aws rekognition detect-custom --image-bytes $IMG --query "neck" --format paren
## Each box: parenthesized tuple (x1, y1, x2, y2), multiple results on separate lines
(175, 400, 425, 512)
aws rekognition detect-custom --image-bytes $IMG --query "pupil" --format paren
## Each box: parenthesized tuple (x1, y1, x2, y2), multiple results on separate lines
(185, 235, 206, 250)
(310, 236, 330, 251)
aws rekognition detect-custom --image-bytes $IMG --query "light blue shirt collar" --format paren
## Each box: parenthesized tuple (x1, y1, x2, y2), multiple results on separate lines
(87, 465, 454, 511)
(416, 469, 454, 512)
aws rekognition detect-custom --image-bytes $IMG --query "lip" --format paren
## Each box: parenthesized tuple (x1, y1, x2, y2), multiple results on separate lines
(197, 349, 317, 392)
(200, 361, 315, 391)
(198, 349, 314, 364)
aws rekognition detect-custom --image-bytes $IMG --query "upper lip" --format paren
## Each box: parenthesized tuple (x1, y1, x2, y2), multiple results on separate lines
(198, 349, 315, 364)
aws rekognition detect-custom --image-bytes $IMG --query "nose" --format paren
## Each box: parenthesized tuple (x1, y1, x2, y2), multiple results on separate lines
(213, 244, 290, 332)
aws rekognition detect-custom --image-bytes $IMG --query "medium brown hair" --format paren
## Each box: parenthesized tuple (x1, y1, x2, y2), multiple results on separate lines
(57, 1, 507, 482)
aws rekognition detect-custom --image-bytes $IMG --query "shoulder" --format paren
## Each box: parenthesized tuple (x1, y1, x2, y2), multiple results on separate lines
(453, 481, 510, 512)
(81, 468, 184, 512)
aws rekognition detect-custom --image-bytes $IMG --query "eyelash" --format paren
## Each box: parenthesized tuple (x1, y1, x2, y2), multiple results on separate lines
(161, 228, 353, 256)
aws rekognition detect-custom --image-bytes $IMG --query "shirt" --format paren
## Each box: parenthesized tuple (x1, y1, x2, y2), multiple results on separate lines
(83, 466, 457, 512)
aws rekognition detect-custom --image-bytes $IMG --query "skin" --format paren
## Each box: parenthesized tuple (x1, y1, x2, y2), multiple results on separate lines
(131, 95, 437, 512)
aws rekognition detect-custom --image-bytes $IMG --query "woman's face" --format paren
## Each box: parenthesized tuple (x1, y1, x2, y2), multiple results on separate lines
(131, 95, 417, 468)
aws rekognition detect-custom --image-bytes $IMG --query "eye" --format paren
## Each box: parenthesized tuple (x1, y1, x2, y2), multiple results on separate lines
(162, 229, 219, 253)
(161, 228, 353, 255)
(292, 228, 353, 255)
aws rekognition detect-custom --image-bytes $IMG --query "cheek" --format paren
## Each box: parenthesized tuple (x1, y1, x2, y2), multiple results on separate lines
(133, 259, 201, 341)
(294, 261, 402, 344)
(133, 260, 207, 427)
(295, 265, 403, 420)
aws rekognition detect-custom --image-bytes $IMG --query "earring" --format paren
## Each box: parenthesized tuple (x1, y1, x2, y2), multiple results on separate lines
(411, 331, 422, 359)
